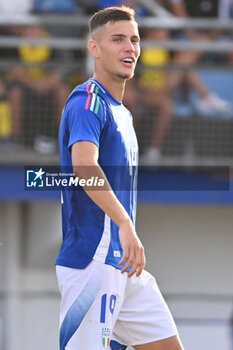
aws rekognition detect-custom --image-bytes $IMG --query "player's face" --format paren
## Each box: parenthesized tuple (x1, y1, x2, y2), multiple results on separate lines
(93, 20, 140, 81)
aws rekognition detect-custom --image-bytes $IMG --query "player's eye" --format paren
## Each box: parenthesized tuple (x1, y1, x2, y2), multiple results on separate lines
(131, 38, 139, 44)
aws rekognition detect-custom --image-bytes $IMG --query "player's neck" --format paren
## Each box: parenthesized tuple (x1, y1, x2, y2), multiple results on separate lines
(92, 72, 125, 102)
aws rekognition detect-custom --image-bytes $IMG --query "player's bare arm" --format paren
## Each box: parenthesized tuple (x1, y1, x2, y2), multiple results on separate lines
(72, 140, 145, 277)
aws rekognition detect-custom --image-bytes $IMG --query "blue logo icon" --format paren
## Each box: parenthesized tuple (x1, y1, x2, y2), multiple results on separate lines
(26, 168, 45, 187)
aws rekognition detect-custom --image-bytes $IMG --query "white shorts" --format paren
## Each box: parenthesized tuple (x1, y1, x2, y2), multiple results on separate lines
(56, 260, 177, 350)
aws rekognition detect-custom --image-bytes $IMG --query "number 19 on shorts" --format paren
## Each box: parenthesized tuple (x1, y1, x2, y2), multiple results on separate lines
(100, 293, 117, 323)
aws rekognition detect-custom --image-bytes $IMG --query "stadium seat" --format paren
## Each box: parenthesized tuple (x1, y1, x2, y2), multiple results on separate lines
(34, 0, 77, 13)
(173, 69, 233, 119)
(190, 69, 233, 118)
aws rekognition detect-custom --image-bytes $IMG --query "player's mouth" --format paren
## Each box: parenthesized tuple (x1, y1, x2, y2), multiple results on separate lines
(120, 57, 135, 67)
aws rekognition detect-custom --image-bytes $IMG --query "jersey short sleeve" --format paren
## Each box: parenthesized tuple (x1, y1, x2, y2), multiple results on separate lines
(66, 91, 106, 150)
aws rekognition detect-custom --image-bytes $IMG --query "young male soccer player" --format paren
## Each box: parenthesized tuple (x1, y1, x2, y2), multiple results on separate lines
(56, 6, 184, 350)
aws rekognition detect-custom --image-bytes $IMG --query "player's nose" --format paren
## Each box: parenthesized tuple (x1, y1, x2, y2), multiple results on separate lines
(124, 39, 135, 52)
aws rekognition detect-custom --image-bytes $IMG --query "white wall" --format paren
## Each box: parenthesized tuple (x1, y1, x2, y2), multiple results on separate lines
(0, 201, 232, 350)
(136, 203, 233, 350)
(0, 201, 60, 350)
(137, 203, 233, 296)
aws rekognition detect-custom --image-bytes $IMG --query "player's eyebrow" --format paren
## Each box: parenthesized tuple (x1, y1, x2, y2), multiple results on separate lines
(111, 34, 140, 41)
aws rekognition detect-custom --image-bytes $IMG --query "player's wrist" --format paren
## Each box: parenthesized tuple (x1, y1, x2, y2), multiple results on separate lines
(118, 215, 132, 228)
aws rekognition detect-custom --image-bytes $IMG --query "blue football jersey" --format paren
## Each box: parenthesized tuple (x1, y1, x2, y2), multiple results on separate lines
(56, 79, 138, 269)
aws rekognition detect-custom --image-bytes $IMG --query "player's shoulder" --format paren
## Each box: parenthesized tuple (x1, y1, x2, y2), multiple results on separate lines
(66, 79, 108, 118)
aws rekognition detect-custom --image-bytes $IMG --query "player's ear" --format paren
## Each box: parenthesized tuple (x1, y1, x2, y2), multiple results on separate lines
(87, 39, 100, 58)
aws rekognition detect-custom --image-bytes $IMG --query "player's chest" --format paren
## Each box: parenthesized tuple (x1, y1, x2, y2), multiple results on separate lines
(107, 105, 137, 148)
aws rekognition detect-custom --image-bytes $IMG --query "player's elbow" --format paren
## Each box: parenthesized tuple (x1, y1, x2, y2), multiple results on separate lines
(73, 155, 98, 166)
(73, 157, 99, 179)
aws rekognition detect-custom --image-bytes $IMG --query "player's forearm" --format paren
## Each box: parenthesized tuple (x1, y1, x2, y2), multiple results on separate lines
(73, 165, 131, 227)
(89, 187, 131, 227)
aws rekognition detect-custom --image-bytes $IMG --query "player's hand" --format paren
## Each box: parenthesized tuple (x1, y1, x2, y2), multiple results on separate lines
(118, 218, 145, 278)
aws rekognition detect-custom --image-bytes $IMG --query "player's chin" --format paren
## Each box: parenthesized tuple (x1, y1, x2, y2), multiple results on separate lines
(117, 71, 134, 80)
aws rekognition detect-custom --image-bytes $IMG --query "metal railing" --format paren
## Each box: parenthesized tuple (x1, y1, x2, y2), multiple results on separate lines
(1, 14, 233, 52)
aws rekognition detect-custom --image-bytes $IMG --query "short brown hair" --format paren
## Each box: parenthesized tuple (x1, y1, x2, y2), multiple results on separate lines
(89, 6, 136, 33)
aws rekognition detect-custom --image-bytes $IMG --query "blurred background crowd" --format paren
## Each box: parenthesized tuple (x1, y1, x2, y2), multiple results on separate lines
(0, 0, 233, 165)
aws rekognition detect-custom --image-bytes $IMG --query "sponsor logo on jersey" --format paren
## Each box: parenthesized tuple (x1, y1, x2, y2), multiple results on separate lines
(113, 250, 121, 257)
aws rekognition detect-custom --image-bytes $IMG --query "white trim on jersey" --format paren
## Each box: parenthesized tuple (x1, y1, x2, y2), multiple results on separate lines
(90, 85, 96, 112)
(93, 214, 111, 263)
(89, 79, 106, 94)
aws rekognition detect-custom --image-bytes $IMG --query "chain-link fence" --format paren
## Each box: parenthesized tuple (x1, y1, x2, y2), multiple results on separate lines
(0, 13, 233, 166)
